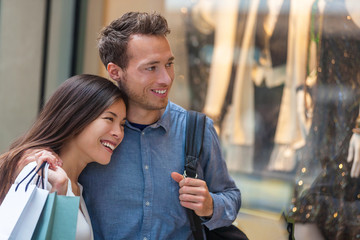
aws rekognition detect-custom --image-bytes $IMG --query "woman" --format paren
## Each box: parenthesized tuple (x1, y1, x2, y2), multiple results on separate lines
(0, 74, 127, 239)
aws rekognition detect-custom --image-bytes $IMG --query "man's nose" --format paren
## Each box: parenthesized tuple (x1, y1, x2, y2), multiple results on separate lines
(158, 68, 173, 85)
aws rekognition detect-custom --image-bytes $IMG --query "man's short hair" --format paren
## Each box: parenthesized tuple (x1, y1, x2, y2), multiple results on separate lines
(97, 12, 171, 70)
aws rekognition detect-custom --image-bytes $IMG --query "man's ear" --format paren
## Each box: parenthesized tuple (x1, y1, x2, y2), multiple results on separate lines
(107, 62, 124, 81)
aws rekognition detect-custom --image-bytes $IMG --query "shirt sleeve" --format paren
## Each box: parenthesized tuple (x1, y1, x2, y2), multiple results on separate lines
(200, 117, 242, 230)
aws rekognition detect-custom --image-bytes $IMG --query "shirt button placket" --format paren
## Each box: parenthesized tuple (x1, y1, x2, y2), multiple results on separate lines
(141, 130, 152, 239)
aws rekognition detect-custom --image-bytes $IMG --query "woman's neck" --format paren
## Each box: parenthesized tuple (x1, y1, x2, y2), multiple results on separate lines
(59, 145, 87, 194)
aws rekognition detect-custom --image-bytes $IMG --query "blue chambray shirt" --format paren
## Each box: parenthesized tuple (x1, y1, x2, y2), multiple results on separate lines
(79, 101, 241, 240)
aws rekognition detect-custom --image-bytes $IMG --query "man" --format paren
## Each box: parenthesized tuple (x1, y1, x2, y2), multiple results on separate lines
(78, 12, 241, 239)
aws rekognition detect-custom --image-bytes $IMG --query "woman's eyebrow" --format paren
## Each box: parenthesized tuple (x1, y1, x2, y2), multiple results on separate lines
(104, 111, 117, 117)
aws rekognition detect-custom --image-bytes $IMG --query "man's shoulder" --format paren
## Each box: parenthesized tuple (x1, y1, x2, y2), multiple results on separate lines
(158, 101, 187, 131)
(167, 102, 213, 126)
(166, 101, 188, 121)
(168, 101, 187, 115)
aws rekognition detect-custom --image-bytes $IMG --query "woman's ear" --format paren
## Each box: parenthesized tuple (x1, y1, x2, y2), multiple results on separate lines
(107, 62, 124, 81)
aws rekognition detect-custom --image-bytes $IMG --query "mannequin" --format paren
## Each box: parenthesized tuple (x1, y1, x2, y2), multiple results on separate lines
(183, 0, 216, 112)
(290, 0, 360, 239)
(203, 0, 312, 173)
(252, 0, 290, 172)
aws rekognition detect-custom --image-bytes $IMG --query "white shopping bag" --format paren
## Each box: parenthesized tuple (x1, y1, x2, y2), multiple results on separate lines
(0, 163, 49, 240)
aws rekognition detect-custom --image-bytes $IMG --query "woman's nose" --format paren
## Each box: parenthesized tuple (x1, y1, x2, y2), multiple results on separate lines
(112, 125, 123, 140)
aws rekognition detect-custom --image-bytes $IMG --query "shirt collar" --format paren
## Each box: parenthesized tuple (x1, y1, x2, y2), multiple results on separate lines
(150, 101, 171, 132)
(125, 101, 172, 132)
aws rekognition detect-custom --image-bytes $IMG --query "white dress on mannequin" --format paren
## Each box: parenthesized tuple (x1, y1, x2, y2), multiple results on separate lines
(203, 0, 313, 172)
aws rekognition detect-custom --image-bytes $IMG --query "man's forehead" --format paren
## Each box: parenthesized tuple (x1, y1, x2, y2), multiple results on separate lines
(127, 35, 174, 62)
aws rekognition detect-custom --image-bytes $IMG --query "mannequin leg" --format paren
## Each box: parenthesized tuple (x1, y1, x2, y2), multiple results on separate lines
(294, 223, 325, 240)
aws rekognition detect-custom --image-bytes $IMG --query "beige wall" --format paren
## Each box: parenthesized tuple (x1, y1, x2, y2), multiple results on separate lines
(103, 0, 165, 24)
(82, 0, 105, 75)
(0, 0, 77, 152)
(0, 0, 46, 152)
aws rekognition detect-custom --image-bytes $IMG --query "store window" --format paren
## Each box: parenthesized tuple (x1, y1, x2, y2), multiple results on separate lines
(164, 0, 360, 239)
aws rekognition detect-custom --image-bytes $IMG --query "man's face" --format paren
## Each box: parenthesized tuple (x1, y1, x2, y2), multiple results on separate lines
(117, 34, 175, 114)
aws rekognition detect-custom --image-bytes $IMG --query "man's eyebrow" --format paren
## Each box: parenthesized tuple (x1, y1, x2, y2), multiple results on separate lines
(145, 60, 160, 65)
(144, 57, 175, 66)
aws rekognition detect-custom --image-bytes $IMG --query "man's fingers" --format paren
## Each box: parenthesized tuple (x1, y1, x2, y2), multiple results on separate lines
(179, 191, 213, 217)
(180, 200, 202, 210)
(180, 178, 207, 188)
(179, 192, 204, 203)
(179, 185, 207, 196)
(172, 172, 214, 217)
(171, 172, 184, 183)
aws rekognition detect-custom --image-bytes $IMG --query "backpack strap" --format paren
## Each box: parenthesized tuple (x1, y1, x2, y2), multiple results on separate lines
(184, 111, 206, 179)
(184, 110, 206, 240)
(184, 111, 249, 240)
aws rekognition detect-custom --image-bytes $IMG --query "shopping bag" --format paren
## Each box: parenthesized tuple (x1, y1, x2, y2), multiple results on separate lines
(0, 163, 49, 240)
(32, 192, 80, 240)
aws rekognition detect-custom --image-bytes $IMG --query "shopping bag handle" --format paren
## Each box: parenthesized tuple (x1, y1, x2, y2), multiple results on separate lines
(15, 162, 48, 192)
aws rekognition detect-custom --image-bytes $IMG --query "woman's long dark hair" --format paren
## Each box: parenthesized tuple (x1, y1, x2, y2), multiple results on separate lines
(0, 74, 126, 203)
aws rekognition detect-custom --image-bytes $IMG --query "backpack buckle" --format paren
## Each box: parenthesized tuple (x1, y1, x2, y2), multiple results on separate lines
(183, 170, 198, 179)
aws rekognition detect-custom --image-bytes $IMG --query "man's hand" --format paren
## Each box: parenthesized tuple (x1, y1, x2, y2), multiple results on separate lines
(171, 172, 213, 218)
(347, 133, 360, 178)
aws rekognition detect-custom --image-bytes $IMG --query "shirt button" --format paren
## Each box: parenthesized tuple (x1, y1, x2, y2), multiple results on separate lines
(141, 132, 145, 135)
(144, 165, 149, 170)
(145, 201, 150, 206)
(143, 238, 148, 240)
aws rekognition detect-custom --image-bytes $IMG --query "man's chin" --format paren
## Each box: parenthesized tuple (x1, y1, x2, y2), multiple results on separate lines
(146, 102, 168, 111)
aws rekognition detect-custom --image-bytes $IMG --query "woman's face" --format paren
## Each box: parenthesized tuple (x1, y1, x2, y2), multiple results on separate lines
(70, 99, 127, 165)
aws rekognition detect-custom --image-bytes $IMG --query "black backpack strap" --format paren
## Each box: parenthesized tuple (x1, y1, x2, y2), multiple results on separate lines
(184, 110, 206, 240)
(184, 111, 206, 179)
(184, 111, 249, 240)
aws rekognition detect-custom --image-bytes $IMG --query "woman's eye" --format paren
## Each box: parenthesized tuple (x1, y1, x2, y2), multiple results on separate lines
(104, 117, 114, 122)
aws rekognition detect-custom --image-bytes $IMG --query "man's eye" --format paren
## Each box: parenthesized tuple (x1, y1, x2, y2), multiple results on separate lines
(146, 66, 156, 71)
(166, 62, 174, 68)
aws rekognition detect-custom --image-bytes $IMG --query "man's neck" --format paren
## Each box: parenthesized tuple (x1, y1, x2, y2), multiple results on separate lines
(126, 106, 165, 125)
